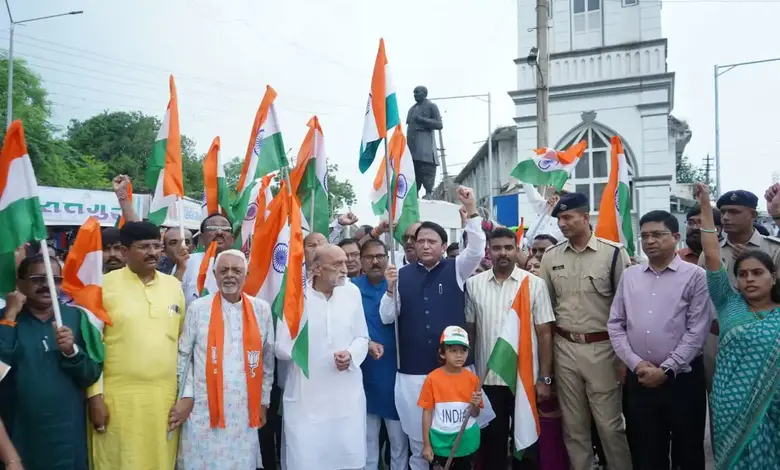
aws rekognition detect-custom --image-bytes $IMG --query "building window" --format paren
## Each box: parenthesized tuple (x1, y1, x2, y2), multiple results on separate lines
(623, 0, 638, 5)
(572, 0, 601, 34)
(560, 126, 635, 213)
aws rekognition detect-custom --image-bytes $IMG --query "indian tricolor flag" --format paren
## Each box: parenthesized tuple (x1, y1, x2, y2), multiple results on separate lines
(290, 116, 329, 235)
(595, 136, 635, 256)
(510, 141, 587, 191)
(61, 217, 109, 389)
(202, 136, 233, 221)
(197, 242, 218, 297)
(236, 173, 275, 252)
(359, 38, 400, 174)
(277, 192, 308, 378)
(236, 85, 288, 198)
(486, 276, 540, 453)
(244, 188, 291, 307)
(0, 120, 47, 296)
(370, 126, 419, 244)
(146, 75, 184, 226)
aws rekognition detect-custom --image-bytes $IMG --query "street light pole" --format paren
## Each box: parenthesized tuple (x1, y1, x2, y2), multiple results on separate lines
(713, 56, 780, 198)
(4, 2, 83, 127)
(429, 93, 493, 216)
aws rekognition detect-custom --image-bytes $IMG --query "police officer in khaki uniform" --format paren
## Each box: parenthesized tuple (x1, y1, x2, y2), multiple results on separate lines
(537, 193, 633, 470)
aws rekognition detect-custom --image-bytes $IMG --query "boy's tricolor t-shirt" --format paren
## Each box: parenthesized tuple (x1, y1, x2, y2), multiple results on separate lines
(417, 367, 483, 458)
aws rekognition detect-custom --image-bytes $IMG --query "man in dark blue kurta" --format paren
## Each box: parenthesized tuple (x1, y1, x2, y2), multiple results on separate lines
(0, 255, 102, 470)
(352, 239, 409, 470)
(380, 186, 493, 470)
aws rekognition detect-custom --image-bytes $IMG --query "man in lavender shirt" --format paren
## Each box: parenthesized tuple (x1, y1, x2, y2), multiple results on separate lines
(608, 210, 711, 470)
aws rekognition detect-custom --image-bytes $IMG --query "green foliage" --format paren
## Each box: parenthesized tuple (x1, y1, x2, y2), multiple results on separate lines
(326, 164, 356, 214)
(66, 111, 204, 198)
(677, 155, 716, 194)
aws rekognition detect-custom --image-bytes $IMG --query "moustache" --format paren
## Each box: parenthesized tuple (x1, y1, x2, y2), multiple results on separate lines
(107, 257, 122, 265)
(144, 255, 159, 262)
(36, 287, 49, 294)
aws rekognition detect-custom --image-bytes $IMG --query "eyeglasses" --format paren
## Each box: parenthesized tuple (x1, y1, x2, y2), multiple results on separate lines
(639, 231, 672, 241)
(345, 252, 361, 260)
(205, 225, 232, 233)
(131, 242, 164, 252)
(362, 254, 388, 263)
(26, 275, 62, 285)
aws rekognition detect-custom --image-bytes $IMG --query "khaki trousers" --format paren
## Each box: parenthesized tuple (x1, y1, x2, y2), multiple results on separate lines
(554, 335, 632, 470)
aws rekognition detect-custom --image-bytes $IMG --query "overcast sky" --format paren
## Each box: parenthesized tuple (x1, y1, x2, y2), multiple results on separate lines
(5, 0, 780, 222)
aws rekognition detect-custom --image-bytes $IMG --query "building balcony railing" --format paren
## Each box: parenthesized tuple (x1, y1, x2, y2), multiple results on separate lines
(516, 39, 668, 90)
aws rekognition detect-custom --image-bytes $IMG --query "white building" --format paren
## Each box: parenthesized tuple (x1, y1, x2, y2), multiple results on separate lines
(508, 0, 682, 237)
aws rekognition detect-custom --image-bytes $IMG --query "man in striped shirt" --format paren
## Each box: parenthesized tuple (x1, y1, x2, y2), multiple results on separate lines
(465, 226, 555, 469)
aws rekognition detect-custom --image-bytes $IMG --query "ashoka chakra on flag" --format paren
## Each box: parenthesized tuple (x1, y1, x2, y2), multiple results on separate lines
(272, 242, 289, 274)
(396, 174, 408, 198)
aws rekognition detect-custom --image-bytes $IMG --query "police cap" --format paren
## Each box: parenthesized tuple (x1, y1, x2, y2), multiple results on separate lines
(551, 192, 589, 218)
(716, 190, 758, 210)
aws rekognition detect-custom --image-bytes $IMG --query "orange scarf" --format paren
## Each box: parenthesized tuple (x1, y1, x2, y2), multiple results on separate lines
(206, 292, 264, 428)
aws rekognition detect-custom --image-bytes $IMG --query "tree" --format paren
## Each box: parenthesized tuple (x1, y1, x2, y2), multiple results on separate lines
(66, 111, 204, 198)
(677, 155, 716, 194)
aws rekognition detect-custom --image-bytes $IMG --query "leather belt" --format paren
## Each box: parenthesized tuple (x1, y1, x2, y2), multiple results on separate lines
(555, 326, 610, 344)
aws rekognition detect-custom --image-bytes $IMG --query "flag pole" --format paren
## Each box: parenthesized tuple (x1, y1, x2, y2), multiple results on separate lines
(177, 198, 186, 250)
(310, 188, 316, 233)
(39, 239, 63, 327)
(382, 135, 401, 369)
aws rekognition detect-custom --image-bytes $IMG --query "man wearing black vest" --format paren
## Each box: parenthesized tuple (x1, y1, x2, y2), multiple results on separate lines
(380, 186, 492, 470)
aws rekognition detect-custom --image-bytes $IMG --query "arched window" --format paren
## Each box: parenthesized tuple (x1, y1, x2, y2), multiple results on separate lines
(555, 122, 636, 214)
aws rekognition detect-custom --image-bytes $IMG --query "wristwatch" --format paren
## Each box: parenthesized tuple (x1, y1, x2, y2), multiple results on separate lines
(661, 367, 675, 380)
(538, 376, 553, 385)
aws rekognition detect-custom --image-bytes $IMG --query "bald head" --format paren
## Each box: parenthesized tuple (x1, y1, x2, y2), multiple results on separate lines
(313, 244, 343, 264)
(163, 228, 193, 257)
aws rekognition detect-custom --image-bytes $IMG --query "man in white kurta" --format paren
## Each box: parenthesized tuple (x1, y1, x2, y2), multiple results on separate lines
(278, 244, 370, 470)
(174, 249, 275, 470)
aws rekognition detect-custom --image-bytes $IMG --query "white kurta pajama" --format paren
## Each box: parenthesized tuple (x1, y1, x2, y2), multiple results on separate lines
(177, 294, 275, 470)
(278, 282, 370, 470)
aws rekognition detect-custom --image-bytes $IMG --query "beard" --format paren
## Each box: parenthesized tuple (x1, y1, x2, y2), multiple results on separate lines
(686, 233, 702, 252)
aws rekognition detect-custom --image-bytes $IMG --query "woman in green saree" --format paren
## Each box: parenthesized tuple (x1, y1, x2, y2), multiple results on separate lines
(695, 183, 780, 469)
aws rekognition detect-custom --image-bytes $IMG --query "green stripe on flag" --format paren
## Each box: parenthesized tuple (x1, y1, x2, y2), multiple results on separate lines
(255, 132, 288, 180)
(486, 337, 518, 393)
(510, 160, 570, 191)
(147, 206, 168, 226)
(386, 94, 400, 129)
(0, 197, 47, 295)
(79, 311, 105, 363)
(144, 139, 167, 189)
(271, 270, 288, 327)
(359, 140, 382, 174)
(292, 321, 309, 378)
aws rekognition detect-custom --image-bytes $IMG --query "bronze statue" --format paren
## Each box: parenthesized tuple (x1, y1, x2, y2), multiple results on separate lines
(406, 86, 443, 199)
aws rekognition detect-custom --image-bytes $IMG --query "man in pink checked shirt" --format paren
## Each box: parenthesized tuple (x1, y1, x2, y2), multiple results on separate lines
(607, 210, 712, 470)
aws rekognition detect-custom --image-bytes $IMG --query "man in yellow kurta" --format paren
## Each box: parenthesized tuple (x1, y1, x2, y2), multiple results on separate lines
(87, 221, 186, 470)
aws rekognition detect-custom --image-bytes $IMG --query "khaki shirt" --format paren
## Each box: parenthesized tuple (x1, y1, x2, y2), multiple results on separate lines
(698, 229, 780, 287)
(538, 235, 631, 333)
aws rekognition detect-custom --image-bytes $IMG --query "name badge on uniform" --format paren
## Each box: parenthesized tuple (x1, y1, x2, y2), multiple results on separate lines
(552, 265, 565, 271)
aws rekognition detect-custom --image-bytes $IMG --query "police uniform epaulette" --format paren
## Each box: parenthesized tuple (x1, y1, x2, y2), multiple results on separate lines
(595, 237, 624, 249)
(546, 239, 569, 251)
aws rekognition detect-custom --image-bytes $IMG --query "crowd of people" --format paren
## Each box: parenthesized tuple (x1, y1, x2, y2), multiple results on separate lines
(0, 176, 779, 470)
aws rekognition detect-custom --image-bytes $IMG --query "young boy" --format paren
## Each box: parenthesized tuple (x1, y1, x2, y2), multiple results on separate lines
(418, 326, 483, 470)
